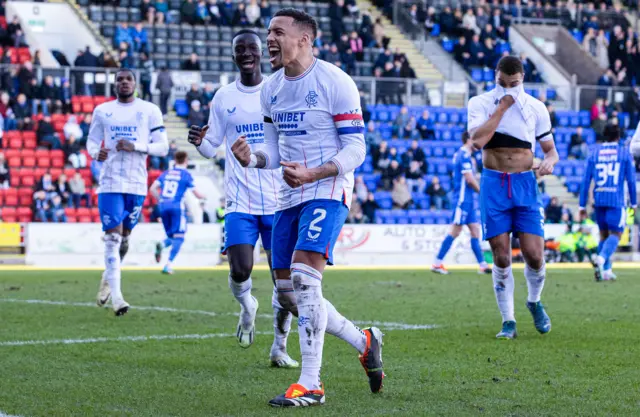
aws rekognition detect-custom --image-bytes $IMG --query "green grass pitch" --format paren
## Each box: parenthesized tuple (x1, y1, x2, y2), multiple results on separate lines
(0, 268, 639, 416)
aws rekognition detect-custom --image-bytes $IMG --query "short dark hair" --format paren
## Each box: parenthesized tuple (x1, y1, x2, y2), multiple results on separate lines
(274, 8, 318, 41)
(603, 123, 621, 142)
(233, 29, 260, 39)
(175, 151, 188, 164)
(496, 56, 524, 75)
(116, 68, 136, 81)
(461, 131, 470, 144)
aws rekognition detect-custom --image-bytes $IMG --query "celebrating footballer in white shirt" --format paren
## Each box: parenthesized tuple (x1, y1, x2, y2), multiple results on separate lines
(187, 30, 298, 368)
(231, 9, 385, 408)
(87, 69, 169, 316)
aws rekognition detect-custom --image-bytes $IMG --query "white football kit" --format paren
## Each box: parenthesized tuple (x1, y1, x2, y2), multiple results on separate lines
(197, 79, 280, 216)
(87, 98, 168, 196)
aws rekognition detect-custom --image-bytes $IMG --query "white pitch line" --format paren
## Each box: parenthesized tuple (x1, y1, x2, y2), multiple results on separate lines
(0, 298, 438, 331)
(0, 332, 273, 347)
(0, 411, 23, 417)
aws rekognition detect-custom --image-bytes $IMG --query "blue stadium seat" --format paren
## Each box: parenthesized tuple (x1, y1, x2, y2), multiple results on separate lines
(437, 111, 448, 124)
(471, 68, 483, 82)
(546, 89, 557, 100)
(442, 38, 454, 52)
(483, 68, 494, 82)
(174, 99, 188, 117)
(571, 29, 583, 44)
(579, 111, 590, 127)
(431, 23, 441, 37)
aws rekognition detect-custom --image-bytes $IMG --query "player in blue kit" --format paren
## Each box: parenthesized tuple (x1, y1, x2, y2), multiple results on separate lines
(468, 56, 559, 339)
(150, 151, 204, 274)
(579, 124, 637, 281)
(432, 132, 492, 275)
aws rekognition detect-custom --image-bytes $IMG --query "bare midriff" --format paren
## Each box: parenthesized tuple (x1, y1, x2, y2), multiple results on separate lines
(482, 147, 534, 173)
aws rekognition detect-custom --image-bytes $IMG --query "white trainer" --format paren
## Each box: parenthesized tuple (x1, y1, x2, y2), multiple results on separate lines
(112, 297, 130, 316)
(270, 353, 300, 369)
(237, 296, 258, 348)
(96, 272, 111, 307)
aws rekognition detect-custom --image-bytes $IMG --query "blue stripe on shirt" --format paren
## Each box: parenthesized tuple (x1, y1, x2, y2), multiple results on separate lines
(336, 126, 365, 135)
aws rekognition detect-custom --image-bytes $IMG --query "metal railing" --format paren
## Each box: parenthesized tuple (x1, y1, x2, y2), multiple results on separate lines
(0, 64, 445, 108)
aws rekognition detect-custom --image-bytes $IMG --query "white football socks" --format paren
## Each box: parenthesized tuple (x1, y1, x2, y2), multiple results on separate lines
(492, 265, 515, 323)
(270, 287, 292, 357)
(325, 299, 367, 354)
(228, 275, 255, 326)
(291, 262, 326, 391)
(524, 262, 546, 303)
(104, 233, 123, 302)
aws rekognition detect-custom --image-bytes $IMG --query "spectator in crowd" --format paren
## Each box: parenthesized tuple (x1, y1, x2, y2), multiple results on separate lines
(0, 92, 16, 130)
(63, 135, 87, 169)
(129, 22, 149, 53)
(141, 0, 156, 24)
(608, 25, 626, 70)
(583, 27, 597, 57)
(393, 106, 410, 136)
(592, 112, 608, 141)
(182, 53, 201, 71)
(188, 100, 206, 128)
(392, 176, 412, 209)
(63, 115, 83, 142)
(361, 192, 379, 223)
(342, 48, 356, 75)
(0, 152, 9, 189)
(545, 197, 563, 224)
(403, 140, 427, 173)
(219, 0, 236, 25)
(260, 0, 272, 27)
(186, 83, 204, 108)
(101, 52, 118, 68)
(155, 0, 169, 23)
(39, 75, 61, 116)
(33, 190, 48, 222)
(405, 160, 424, 193)
(207, 0, 222, 25)
(463, 8, 480, 37)
(59, 78, 72, 114)
(139, 52, 154, 102)
(37, 115, 60, 149)
(118, 41, 133, 69)
(349, 31, 364, 61)
(365, 120, 382, 154)
(454, 36, 471, 69)
(591, 97, 607, 122)
(245, 0, 261, 25)
(114, 23, 133, 49)
(324, 44, 341, 64)
(382, 159, 403, 190)
(195, 0, 209, 24)
(569, 126, 588, 160)
(181, 0, 197, 24)
(547, 101, 557, 127)
(202, 82, 216, 111)
(476, 7, 488, 30)
(7, 16, 21, 39)
(373, 140, 389, 170)
(47, 195, 67, 223)
(233, 2, 249, 26)
(55, 173, 71, 207)
(12, 93, 32, 130)
(354, 175, 368, 202)
(329, 0, 345, 43)
(28, 77, 44, 117)
(151, 140, 177, 170)
(346, 194, 366, 224)
(373, 17, 389, 49)
(79, 114, 92, 141)
(426, 176, 448, 210)
(69, 171, 91, 208)
(596, 29, 609, 70)
(520, 53, 540, 82)
(156, 67, 173, 116)
(597, 69, 614, 98)
(492, 8, 508, 40)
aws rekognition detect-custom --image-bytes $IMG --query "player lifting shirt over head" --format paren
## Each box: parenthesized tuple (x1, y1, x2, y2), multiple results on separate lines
(467, 56, 559, 339)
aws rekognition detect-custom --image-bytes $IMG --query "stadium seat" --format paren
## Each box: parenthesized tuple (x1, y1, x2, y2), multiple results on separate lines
(4, 189, 17, 206)
(17, 207, 32, 222)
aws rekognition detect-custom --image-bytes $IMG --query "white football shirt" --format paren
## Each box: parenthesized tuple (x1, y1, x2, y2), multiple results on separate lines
(87, 98, 166, 196)
(467, 89, 553, 150)
(197, 79, 281, 215)
(260, 59, 366, 210)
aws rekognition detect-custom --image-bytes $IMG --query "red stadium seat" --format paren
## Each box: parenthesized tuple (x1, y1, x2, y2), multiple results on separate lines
(0, 194, 3, 207)
(66, 215, 77, 223)
(92, 214, 101, 223)
(3, 190, 17, 206)
(64, 168, 76, 178)
(9, 175, 19, 187)
(51, 114, 66, 124)
(36, 156, 51, 168)
(78, 215, 92, 223)
(8, 157, 21, 168)
(50, 168, 62, 179)
(23, 137, 37, 149)
(20, 149, 35, 158)
(34, 167, 47, 179)
(50, 149, 64, 159)
(51, 156, 64, 168)
(4, 149, 19, 159)
(64, 207, 76, 217)
(94, 96, 108, 106)
(90, 207, 100, 216)
(2, 215, 17, 222)
(22, 156, 36, 167)
(76, 207, 90, 217)
(72, 102, 81, 113)
(17, 207, 32, 222)
(54, 121, 65, 132)
(22, 131, 36, 142)
(8, 137, 22, 149)
(81, 102, 95, 113)
(20, 172, 35, 187)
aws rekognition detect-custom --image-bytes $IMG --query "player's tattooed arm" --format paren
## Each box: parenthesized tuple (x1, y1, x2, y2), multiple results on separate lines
(470, 95, 514, 150)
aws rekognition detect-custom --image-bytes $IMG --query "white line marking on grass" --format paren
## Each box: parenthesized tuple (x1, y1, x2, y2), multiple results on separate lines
(0, 298, 439, 331)
(0, 410, 24, 417)
(0, 332, 273, 347)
